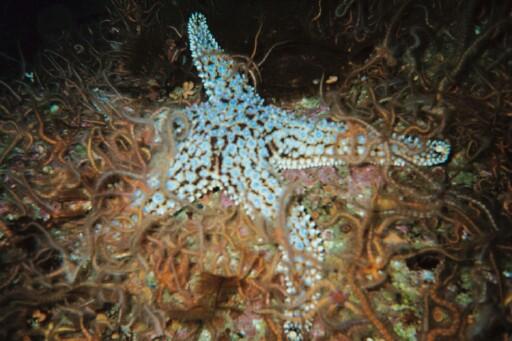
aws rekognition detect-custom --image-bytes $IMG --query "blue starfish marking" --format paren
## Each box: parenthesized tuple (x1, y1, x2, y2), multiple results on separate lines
(138, 12, 451, 340)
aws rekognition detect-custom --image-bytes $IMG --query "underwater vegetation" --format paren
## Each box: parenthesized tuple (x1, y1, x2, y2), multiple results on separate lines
(0, 0, 511, 340)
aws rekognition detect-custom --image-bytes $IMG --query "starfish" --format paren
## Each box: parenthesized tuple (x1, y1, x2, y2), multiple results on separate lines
(134, 12, 451, 340)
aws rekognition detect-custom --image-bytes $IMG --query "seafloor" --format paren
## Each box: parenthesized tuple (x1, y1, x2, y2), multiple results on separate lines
(0, 1, 511, 340)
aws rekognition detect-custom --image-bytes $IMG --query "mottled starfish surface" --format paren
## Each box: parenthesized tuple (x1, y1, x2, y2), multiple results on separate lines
(134, 13, 451, 340)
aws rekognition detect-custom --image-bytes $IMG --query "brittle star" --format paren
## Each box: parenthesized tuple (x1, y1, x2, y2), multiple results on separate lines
(133, 12, 450, 340)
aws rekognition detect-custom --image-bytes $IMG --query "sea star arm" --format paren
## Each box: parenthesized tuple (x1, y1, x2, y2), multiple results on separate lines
(187, 13, 263, 107)
(279, 205, 325, 339)
(270, 114, 450, 170)
(138, 105, 224, 214)
(141, 148, 221, 216)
